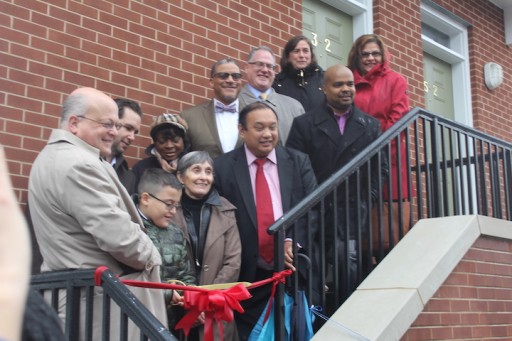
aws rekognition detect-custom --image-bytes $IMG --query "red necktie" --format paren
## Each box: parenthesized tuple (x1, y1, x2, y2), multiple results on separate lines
(254, 158, 274, 263)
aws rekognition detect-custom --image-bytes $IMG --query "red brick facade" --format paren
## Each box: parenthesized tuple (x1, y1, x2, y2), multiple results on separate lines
(403, 236, 512, 340)
(373, 0, 425, 107)
(1, 0, 511, 205)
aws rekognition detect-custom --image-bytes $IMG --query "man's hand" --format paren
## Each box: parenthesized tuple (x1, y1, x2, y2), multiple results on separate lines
(193, 312, 205, 327)
(284, 240, 296, 271)
(170, 290, 184, 306)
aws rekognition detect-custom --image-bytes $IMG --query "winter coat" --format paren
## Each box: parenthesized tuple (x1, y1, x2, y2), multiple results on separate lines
(286, 103, 385, 239)
(142, 218, 196, 294)
(174, 189, 241, 341)
(142, 217, 197, 335)
(28, 129, 167, 341)
(174, 190, 241, 286)
(352, 61, 411, 200)
(273, 64, 325, 112)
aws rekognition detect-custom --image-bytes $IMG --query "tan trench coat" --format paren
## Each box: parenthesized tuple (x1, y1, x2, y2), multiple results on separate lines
(174, 195, 242, 341)
(29, 129, 167, 340)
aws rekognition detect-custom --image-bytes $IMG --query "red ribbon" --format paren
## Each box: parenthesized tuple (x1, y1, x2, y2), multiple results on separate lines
(175, 283, 251, 341)
(93, 267, 293, 341)
(246, 269, 293, 290)
(94, 266, 109, 285)
(249, 270, 292, 324)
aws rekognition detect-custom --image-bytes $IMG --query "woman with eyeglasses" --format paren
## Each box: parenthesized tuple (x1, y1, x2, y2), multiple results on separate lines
(174, 151, 241, 341)
(347, 34, 412, 259)
(272, 35, 325, 112)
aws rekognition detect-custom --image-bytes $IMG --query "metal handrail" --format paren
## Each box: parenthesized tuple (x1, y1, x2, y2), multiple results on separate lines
(31, 268, 177, 341)
(269, 107, 512, 236)
(269, 107, 512, 340)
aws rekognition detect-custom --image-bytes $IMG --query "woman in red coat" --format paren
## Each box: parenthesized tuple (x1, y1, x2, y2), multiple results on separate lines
(347, 34, 412, 257)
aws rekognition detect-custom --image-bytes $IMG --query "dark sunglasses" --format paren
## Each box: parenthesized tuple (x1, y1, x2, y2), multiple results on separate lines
(213, 72, 242, 80)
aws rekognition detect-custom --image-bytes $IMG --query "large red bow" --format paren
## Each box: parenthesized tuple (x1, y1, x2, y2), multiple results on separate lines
(175, 283, 251, 341)
(94, 267, 292, 341)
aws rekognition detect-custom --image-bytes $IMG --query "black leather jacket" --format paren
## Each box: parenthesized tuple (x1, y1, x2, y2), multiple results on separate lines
(180, 189, 222, 276)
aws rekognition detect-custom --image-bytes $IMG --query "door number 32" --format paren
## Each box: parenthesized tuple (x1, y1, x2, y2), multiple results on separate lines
(311, 32, 332, 52)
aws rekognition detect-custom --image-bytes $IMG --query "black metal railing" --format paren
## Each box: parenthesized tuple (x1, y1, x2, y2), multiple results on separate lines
(269, 107, 512, 339)
(31, 268, 177, 341)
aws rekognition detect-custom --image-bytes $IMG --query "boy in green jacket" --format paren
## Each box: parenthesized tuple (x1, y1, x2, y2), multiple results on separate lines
(135, 168, 197, 334)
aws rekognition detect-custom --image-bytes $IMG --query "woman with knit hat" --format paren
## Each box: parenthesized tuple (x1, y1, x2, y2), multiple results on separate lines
(131, 113, 190, 192)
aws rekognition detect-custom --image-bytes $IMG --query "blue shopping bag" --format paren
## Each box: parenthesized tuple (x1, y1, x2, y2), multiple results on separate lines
(248, 291, 314, 341)
(248, 298, 275, 341)
(285, 291, 314, 341)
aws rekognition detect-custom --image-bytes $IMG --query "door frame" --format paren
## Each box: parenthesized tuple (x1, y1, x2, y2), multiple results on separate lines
(421, 2, 473, 127)
(421, 2, 477, 215)
(319, 0, 373, 39)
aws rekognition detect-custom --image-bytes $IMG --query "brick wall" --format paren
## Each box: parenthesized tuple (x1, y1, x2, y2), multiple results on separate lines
(373, 0, 425, 108)
(1, 0, 510, 205)
(1, 0, 302, 205)
(402, 236, 512, 340)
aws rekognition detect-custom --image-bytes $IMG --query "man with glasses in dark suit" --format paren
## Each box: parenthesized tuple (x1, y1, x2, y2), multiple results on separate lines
(104, 98, 142, 194)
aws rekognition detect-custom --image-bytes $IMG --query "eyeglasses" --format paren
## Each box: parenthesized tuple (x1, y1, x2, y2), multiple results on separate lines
(148, 193, 181, 211)
(361, 51, 382, 59)
(248, 61, 277, 71)
(77, 116, 123, 130)
(213, 72, 242, 80)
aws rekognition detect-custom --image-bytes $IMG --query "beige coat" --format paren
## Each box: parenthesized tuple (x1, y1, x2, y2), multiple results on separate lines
(29, 129, 167, 340)
(174, 194, 241, 341)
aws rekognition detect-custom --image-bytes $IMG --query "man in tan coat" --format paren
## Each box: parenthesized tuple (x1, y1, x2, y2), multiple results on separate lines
(28, 87, 167, 340)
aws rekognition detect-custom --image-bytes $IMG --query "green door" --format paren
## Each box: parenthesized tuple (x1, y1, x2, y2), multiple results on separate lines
(423, 52, 454, 120)
(302, 0, 353, 69)
(423, 52, 457, 215)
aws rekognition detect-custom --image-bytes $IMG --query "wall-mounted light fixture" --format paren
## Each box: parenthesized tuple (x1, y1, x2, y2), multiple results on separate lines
(484, 62, 504, 90)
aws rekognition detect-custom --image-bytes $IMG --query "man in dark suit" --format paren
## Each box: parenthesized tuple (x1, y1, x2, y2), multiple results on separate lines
(213, 102, 317, 340)
(286, 64, 385, 293)
(104, 98, 142, 194)
(181, 58, 244, 159)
